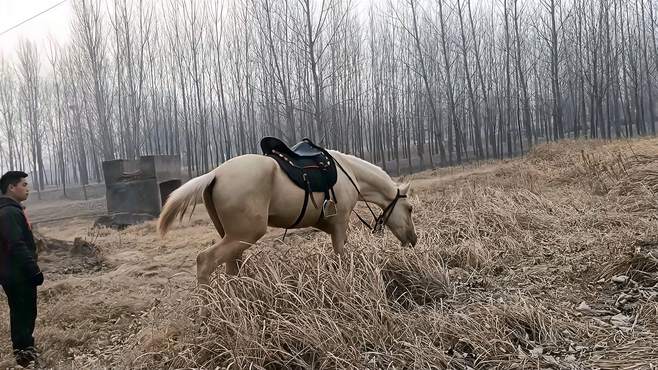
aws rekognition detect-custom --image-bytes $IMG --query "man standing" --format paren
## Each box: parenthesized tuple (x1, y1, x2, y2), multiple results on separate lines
(0, 171, 43, 367)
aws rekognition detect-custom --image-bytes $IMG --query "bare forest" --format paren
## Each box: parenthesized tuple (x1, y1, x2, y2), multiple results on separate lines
(1, 0, 657, 198)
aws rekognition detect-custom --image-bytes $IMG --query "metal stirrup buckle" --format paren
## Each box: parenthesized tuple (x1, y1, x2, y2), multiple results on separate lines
(322, 199, 337, 218)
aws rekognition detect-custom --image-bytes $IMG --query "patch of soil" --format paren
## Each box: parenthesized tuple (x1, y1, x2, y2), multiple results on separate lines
(34, 232, 109, 275)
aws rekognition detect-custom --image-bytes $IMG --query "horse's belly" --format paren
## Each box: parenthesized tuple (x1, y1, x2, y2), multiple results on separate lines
(267, 191, 327, 228)
(266, 160, 355, 229)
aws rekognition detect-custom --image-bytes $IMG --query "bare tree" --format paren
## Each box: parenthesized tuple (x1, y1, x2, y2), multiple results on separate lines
(399, 0, 447, 165)
(16, 40, 46, 197)
(540, 0, 565, 140)
(72, 0, 115, 161)
(46, 39, 68, 197)
(0, 56, 18, 171)
(512, 0, 533, 148)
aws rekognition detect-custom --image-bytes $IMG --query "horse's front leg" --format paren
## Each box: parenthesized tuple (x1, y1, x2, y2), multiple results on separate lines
(329, 223, 348, 256)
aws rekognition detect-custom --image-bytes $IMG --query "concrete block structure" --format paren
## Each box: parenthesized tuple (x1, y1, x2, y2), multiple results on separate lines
(98, 155, 182, 228)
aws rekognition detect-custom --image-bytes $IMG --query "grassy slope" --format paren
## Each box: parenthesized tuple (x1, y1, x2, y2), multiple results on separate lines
(1, 138, 657, 369)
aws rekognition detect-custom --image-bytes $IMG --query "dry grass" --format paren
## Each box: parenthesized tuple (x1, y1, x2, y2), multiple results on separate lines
(1, 137, 658, 369)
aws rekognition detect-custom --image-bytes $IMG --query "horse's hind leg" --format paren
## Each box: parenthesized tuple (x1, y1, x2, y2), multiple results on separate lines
(195, 226, 266, 318)
(195, 238, 246, 318)
(225, 251, 245, 275)
(196, 238, 246, 287)
(203, 179, 225, 238)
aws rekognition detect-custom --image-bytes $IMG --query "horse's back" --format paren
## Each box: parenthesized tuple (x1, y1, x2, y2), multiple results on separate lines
(216, 153, 278, 177)
(211, 154, 277, 213)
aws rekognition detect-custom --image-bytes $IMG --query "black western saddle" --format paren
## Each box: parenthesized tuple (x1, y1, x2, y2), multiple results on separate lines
(260, 137, 338, 229)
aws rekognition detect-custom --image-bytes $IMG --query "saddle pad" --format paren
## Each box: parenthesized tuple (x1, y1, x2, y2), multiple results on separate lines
(260, 137, 338, 193)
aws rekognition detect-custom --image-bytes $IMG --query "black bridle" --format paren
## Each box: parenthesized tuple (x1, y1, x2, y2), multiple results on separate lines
(332, 156, 407, 234)
(368, 189, 407, 234)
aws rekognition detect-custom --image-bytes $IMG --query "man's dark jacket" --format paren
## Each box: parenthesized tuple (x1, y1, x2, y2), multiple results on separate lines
(0, 196, 40, 285)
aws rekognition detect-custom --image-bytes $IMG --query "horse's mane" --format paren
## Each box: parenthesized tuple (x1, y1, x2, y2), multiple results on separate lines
(331, 150, 395, 184)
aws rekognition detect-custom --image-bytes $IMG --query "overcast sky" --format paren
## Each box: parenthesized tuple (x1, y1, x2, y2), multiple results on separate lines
(1, 0, 72, 56)
(0, 0, 381, 59)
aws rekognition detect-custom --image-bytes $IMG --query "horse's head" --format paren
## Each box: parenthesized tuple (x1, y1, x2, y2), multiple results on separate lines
(385, 183, 417, 247)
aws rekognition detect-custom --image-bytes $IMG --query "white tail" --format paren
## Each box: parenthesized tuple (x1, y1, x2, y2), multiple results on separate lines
(158, 171, 216, 237)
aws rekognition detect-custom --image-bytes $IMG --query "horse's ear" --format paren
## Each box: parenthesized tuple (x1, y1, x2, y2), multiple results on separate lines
(400, 182, 411, 196)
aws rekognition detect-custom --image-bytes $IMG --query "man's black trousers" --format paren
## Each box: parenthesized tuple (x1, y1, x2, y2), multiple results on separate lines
(1, 281, 36, 351)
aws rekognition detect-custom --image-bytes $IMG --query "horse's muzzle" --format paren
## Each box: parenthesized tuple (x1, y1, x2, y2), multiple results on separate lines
(404, 232, 418, 248)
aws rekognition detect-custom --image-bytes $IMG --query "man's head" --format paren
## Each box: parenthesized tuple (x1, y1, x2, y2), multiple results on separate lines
(0, 171, 29, 202)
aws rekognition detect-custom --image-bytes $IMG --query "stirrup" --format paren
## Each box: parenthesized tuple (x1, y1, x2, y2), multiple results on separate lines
(322, 199, 337, 218)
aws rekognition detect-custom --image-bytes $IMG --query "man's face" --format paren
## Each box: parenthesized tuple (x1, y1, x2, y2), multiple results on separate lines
(8, 178, 29, 202)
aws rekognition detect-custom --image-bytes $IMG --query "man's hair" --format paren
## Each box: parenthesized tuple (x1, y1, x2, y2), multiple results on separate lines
(0, 171, 28, 194)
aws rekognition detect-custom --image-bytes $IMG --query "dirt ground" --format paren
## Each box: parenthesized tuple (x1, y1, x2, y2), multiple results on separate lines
(1, 138, 657, 369)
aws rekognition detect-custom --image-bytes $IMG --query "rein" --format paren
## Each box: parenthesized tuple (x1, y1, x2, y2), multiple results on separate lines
(321, 148, 407, 234)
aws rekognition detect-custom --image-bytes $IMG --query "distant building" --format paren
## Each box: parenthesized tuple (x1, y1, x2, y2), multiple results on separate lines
(97, 155, 181, 229)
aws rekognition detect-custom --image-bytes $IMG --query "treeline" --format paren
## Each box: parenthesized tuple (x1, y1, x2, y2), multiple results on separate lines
(0, 0, 656, 198)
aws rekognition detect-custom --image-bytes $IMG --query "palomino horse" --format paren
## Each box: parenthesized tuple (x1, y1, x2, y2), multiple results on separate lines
(157, 147, 417, 289)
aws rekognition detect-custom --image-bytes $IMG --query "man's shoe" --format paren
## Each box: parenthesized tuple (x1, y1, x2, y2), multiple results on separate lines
(15, 352, 31, 367)
(24, 346, 37, 355)
(14, 347, 37, 368)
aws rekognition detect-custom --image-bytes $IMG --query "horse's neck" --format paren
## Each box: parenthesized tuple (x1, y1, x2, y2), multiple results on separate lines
(337, 153, 397, 208)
